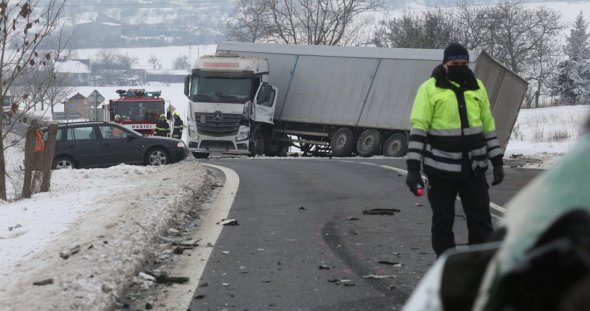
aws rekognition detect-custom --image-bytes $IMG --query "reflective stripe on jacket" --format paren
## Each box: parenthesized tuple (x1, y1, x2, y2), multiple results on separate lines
(406, 65, 503, 180)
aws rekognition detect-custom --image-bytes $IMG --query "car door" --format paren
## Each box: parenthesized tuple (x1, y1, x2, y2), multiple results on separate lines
(98, 124, 145, 165)
(63, 125, 102, 168)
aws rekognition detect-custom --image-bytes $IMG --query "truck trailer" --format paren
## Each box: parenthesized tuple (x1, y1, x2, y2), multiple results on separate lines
(184, 42, 527, 158)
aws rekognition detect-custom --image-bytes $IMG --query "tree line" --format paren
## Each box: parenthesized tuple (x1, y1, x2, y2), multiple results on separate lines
(226, 0, 590, 108)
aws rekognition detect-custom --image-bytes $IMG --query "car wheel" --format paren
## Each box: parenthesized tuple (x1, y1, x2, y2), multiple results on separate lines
(53, 156, 76, 169)
(146, 148, 170, 166)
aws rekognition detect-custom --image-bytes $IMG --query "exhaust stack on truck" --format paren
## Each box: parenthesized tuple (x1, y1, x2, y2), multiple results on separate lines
(184, 42, 527, 158)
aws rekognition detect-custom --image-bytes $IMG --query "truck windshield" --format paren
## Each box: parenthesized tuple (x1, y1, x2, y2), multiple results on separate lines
(113, 101, 163, 122)
(191, 76, 253, 103)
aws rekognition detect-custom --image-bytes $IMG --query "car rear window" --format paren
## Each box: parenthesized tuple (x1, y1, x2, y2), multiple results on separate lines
(67, 127, 97, 141)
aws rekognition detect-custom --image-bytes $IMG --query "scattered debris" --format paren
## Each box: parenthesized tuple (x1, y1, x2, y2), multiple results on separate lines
(217, 219, 239, 226)
(318, 264, 331, 270)
(211, 183, 223, 188)
(199, 282, 208, 288)
(221, 250, 230, 255)
(59, 245, 81, 260)
(206, 242, 214, 247)
(378, 260, 400, 266)
(222, 282, 230, 287)
(155, 272, 189, 285)
(194, 295, 205, 300)
(145, 302, 153, 309)
(415, 203, 423, 207)
(32, 278, 53, 286)
(298, 206, 307, 212)
(327, 278, 356, 286)
(138, 272, 157, 282)
(8, 223, 22, 231)
(363, 274, 396, 279)
(362, 208, 400, 215)
(345, 217, 360, 221)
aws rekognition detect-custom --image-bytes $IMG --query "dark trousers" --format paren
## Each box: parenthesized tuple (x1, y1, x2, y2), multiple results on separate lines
(427, 172, 494, 257)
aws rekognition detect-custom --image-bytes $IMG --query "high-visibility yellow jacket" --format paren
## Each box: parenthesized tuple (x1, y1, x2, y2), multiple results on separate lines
(406, 65, 503, 180)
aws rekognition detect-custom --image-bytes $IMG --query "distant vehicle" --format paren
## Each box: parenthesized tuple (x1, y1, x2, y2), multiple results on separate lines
(104, 89, 168, 136)
(46, 121, 188, 169)
(184, 42, 527, 158)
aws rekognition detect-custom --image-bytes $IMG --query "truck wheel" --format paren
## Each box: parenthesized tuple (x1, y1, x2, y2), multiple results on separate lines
(330, 127, 355, 157)
(356, 129, 382, 157)
(382, 133, 408, 157)
(53, 156, 76, 169)
(192, 152, 210, 159)
(146, 148, 170, 166)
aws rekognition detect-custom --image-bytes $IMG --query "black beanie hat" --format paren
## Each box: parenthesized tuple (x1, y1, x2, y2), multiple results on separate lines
(443, 43, 469, 63)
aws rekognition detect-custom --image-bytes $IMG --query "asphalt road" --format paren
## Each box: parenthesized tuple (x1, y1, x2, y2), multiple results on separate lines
(188, 157, 541, 311)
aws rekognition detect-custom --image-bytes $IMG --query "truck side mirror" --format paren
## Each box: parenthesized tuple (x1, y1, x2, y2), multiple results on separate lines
(184, 75, 190, 97)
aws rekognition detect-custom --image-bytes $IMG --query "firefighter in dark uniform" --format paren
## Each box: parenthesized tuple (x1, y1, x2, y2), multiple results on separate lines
(172, 111, 184, 139)
(405, 43, 505, 257)
(155, 114, 170, 137)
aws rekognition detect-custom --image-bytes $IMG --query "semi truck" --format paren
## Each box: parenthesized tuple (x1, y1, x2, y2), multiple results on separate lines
(184, 42, 527, 158)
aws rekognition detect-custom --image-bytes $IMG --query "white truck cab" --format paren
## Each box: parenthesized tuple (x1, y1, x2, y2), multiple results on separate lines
(184, 53, 278, 158)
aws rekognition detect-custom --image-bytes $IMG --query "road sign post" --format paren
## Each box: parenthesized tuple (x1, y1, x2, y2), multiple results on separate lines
(87, 90, 105, 121)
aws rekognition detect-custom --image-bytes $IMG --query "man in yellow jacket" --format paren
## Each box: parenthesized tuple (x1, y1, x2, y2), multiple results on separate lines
(406, 43, 504, 257)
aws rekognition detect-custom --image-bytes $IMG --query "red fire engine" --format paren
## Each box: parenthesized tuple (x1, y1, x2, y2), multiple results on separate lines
(106, 89, 166, 136)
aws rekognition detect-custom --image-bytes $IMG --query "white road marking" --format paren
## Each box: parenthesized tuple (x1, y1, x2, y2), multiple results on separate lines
(343, 161, 507, 218)
(153, 163, 239, 310)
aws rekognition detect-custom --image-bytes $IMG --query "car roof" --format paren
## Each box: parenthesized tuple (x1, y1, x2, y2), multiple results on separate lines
(54, 121, 118, 128)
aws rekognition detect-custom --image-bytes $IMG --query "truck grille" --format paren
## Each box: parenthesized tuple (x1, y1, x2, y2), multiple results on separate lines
(195, 112, 242, 136)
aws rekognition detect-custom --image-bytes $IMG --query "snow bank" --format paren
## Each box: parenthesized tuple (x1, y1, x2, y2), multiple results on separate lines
(0, 160, 210, 310)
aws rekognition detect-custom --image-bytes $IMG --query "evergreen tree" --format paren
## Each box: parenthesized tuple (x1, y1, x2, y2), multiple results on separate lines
(554, 12, 590, 105)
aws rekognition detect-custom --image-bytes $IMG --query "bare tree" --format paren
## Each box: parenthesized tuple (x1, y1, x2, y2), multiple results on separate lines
(522, 8, 563, 108)
(485, 2, 562, 75)
(172, 54, 189, 70)
(227, 0, 383, 46)
(0, 0, 66, 201)
(373, 9, 456, 48)
(148, 54, 161, 70)
(226, 0, 271, 42)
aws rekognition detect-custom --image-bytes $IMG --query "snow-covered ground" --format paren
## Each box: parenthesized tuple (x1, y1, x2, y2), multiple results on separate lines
(0, 158, 210, 310)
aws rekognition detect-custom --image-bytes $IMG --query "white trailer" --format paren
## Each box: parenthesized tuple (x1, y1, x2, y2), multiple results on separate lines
(184, 42, 527, 158)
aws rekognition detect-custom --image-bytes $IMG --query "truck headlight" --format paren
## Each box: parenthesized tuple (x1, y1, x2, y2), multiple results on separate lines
(236, 131, 249, 141)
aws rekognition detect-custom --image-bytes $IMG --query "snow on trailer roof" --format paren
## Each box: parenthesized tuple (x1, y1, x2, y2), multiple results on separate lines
(216, 41, 477, 62)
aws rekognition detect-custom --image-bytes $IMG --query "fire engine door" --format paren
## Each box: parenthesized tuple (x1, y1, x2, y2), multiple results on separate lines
(252, 83, 277, 125)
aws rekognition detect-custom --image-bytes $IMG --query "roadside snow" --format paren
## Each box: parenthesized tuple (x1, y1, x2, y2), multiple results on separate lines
(0, 160, 210, 310)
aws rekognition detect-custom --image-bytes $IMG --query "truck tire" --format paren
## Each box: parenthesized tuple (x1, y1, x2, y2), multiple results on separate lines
(330, 127, 355, 157)
(249, 135, 264, 156)
(382, 132, 408, 157)
(192, 152, 210, 159)
(356, 129, 382, 157)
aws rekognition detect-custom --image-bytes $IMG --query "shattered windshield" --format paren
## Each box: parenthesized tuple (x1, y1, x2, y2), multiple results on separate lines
(191, 76, 253, 103)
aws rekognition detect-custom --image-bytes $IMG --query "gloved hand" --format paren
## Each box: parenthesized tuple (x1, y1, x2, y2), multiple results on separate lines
(406, 170, 423, 194)
(491, 164, 504, 186)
